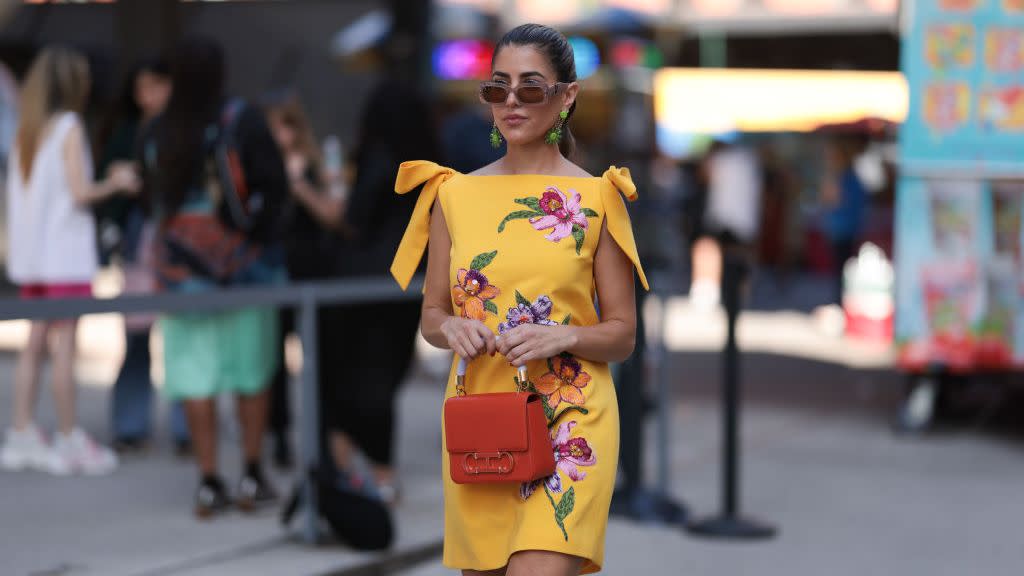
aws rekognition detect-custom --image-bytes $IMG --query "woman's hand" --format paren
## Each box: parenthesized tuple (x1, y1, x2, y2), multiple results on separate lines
(496, 324, 578, 367)
(441, 316, 496, 361)
(107, 162, 141, 196)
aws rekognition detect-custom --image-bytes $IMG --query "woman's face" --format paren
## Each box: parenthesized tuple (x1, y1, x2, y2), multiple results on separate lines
(268, 111, 297, 152)
(489, 44, 577, 148)
(134, 70, 171, 120)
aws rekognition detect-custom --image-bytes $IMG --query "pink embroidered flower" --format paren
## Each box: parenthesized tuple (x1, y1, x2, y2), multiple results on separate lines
(530, 186, 588, 242)
(519, 420, 596, 500)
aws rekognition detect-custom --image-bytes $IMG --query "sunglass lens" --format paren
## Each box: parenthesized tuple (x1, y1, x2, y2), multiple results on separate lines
(517, 86, 546, 104)
(480, 85, 509, 104)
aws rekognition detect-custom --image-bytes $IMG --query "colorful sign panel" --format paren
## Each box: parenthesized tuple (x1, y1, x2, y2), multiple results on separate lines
(896, 1, 1024, 371)
(900, 0, 1024, 172)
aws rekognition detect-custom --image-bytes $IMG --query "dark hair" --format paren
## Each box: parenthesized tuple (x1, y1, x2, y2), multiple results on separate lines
(493, 23, 577, 159)
(157, 37, 225, 213)
(95, 57, 169, 160)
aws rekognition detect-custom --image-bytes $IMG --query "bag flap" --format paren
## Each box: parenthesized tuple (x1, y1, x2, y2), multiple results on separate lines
(444, 392, 539, 453)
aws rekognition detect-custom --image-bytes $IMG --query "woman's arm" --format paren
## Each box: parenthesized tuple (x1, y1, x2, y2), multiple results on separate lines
(420, 197, 496, 360)
(289, 174, 345, 230)
(63, 121, 138, 206)
(497, 220, 637, 366)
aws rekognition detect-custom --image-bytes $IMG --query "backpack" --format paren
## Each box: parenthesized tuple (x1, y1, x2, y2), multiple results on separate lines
(153, 100, 269, 288)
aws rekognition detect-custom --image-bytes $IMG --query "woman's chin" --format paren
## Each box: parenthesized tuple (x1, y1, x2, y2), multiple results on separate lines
(502, 130, 543, 147)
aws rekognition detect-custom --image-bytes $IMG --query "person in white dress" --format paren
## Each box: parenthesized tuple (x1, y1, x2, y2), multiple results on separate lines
(1, 46, 139, 475)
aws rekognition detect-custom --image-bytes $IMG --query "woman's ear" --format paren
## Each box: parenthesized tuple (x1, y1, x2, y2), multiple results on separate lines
(563, 82, 580, 111)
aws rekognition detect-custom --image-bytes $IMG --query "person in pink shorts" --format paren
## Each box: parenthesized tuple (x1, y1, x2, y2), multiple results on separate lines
(1, 46, 139, 476)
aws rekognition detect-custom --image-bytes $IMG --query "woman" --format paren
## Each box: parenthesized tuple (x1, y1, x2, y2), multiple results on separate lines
(261, 89, 339, 469)
(144, 38, 287, 517)
(1, 46, 137, 475)
(96, 58, 190, 455)
(392, 24, 645, 575)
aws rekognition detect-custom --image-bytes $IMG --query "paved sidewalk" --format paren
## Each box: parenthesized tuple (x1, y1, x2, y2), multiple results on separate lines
(2, 321, 1024, 575)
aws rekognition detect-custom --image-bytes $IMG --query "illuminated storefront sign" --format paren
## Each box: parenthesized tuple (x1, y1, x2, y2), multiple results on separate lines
(654, 68, 908, 156)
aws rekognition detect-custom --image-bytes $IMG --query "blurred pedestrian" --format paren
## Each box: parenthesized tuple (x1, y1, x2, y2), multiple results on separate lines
(261, 89, 343, 469)
(96, 57, 190, 455)
(820, 136, 867, 304)
(315, 76, 436, 506)
(1, 46, 135, 475)
(689, 139, 762, 310)
(142, 38, 287, 518)
(392, 23, 645, 574)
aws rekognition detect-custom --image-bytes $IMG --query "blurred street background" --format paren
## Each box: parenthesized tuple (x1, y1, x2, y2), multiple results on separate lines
(0, 1, 1023, 575)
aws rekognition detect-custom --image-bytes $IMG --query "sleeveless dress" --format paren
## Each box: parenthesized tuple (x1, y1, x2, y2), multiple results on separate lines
(6, 111, 97, 290)
(391, 161, 648, 574)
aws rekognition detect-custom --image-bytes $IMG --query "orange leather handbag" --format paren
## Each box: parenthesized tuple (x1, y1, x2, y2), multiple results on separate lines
(444, 359, 556, 485)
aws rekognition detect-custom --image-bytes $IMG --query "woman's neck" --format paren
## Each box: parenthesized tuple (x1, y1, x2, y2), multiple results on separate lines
(500, 140, 564, 175)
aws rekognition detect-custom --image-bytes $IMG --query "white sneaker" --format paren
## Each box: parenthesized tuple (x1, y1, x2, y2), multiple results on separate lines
(52, 428, 118, 476)
(1, 425, 62, 473)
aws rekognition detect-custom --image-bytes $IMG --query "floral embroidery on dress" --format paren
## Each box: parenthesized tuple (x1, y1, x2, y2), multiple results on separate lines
(534, 353, 591, 410)
(519, 420, 596, 541)
(451, 251, 500, 321)
(497, 186, 599, 255)
(499, 291, 573, 334)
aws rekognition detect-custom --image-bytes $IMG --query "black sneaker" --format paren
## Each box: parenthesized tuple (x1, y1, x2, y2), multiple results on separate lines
(195, 477, 232, 519)
(237, 468, 278, 512)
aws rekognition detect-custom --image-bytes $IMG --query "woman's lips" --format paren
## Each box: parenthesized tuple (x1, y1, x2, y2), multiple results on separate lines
(503, 114, 528, 127)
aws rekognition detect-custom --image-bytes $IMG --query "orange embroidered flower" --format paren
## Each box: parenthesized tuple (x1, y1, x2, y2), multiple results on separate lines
(535, 354, 591, 409)
(452, 268, 500, 321)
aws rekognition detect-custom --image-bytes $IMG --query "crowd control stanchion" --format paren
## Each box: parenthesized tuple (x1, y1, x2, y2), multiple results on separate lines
(688, 246, 776, 540)
(611, 275, 688, 525)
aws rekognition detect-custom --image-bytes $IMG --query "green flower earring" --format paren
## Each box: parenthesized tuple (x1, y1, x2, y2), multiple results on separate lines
(490, 122, 503, 149)
(546, 110, 569, 145)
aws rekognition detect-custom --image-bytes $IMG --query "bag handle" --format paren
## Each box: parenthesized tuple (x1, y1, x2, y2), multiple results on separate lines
(455, 357, 528, 397)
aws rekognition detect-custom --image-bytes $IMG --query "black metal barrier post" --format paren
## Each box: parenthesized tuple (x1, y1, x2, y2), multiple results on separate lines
(687, 247, 776, 539)
(0, 277, 421, 545)
(298, 288, 320, 544)
(610, 278, 688, 524)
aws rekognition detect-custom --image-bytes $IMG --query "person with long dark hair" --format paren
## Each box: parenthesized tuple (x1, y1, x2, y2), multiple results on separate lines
(312, 76, 438, 505)
(95, 58, 191, 455)
(392, 24, 644, 575)
(142, 38, 287, 517)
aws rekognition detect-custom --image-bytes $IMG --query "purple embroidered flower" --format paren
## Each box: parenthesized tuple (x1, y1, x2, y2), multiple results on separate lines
(530, 186, 588, 242)
(519, 471, 562, 500)
(519, 420, 596, 500)
(499, 295, 558, 334)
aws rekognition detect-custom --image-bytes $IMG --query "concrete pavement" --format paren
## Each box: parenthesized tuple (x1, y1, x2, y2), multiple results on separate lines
(1, 309, 1023, 575)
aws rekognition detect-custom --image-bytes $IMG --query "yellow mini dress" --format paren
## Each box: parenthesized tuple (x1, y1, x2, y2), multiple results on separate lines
(391, 161, 648, 574)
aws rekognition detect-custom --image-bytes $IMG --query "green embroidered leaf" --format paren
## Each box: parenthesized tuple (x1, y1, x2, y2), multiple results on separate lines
(542, 398, 555, 422)
(581, 207, 599, 218)
(483, 300, 498, 314)
(561, 314, 571, 325)
(555, 487, 576, 525)
(470, 251, 497, 271)
(572, 225, 585, 255)
(515, 290, 531, 307)
(548, 406, 590, 428)
(544, 485, 570, 541)
(497, 211, 540, 233)
(516, 197, 542, 212)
